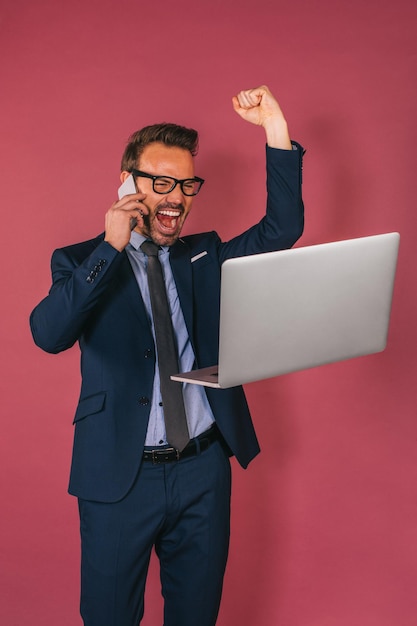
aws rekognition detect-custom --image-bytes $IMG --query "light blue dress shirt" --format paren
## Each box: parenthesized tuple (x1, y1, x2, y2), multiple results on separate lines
(126, 231, 215, 447)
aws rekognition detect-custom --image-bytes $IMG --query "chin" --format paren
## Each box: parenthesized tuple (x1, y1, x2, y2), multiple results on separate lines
(158, 236, 180, 247)
(152, 229, 182, 247)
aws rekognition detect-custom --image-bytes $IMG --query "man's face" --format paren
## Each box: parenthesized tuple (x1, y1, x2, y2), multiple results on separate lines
(128, 142, 196, 247)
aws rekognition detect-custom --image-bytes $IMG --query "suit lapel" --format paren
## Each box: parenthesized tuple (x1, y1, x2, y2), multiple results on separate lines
(116, 252, 151, 329)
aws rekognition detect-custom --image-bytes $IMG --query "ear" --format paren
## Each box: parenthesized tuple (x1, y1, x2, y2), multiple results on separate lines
(120, 171, 131, 183)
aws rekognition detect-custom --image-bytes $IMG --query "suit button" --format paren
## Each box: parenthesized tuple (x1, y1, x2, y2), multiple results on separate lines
(138, 397, 150, 406)
(144, 349, 152, 359)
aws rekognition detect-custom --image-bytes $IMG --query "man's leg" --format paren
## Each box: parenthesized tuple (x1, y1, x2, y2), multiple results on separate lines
(78, 463, 169, 626)
(156, 440, 232, 626)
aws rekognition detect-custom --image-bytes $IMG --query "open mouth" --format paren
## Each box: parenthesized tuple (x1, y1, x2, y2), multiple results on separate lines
(156, 209, 182, 231)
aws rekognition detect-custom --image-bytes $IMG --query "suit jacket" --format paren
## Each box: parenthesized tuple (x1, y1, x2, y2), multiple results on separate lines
(30, 145, 304, 502)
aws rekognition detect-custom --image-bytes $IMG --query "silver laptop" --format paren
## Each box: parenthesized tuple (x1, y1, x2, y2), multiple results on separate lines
(171, 232, 400, 389)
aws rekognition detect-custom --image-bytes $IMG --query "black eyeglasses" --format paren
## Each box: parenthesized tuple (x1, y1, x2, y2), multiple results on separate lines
(131, 169, 205, 196)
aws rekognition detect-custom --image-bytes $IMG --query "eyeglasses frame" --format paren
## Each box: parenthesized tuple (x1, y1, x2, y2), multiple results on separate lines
(130, 169, 205, 196)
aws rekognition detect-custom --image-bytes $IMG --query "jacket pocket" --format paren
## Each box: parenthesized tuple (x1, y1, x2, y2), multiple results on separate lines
(73, 391, 106, 423)
(191, 253, 213, 270)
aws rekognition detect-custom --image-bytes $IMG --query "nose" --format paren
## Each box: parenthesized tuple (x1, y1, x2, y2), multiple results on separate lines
(165, 181, 185, 203)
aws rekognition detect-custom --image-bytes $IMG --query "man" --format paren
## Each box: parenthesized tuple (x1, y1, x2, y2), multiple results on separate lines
(30, 85, 304, 626)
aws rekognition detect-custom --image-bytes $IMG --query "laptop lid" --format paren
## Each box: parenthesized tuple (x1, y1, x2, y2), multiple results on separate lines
(171, 232, 400, 388)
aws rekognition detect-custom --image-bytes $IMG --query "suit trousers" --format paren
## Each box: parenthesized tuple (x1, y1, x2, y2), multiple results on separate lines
(78, 439, 232, 626)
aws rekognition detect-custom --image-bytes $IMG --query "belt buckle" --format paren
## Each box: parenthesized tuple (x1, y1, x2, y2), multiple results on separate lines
(151, 447, 180, 464)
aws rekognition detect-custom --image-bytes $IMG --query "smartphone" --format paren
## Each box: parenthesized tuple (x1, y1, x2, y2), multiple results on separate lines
(117, 174, 141, 230)
(117, 174, 137, 199)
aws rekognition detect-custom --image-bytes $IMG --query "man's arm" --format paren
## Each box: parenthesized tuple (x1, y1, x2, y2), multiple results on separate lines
(220, 86, 304, 261)
(29, 238, 122, 353)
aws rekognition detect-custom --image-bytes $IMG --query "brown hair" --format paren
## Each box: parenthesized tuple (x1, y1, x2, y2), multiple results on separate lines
(121, 123, 199, 172)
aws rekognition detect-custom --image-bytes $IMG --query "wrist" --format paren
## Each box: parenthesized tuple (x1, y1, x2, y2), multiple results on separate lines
(104, 235, 127, 253)
(263, 117, 292, 150)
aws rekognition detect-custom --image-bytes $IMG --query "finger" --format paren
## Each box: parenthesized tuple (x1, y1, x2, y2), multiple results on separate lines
(236, 90, 253, 109)
(129, 192, 147, 203)
(117, 193, 147, 209)
(134, 198, 149, 218)
(236, 89, 262, 110)
(232, 95, 241, 112)
(247, 89, 263, 106)
(133, 204, 146, 218)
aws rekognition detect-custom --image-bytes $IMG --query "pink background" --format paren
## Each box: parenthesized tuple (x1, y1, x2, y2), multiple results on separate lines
(1, 0, 416, 624)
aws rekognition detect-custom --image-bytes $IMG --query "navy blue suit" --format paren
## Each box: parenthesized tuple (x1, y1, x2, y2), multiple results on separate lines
(30, 144, 304, 625)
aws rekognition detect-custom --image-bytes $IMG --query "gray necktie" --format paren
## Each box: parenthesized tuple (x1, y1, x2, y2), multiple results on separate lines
(140, 241, 190, 451)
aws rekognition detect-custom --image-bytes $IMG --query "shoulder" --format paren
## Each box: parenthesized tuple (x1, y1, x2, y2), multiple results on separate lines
(176, 231, 223, 264)
(52, 233, 106, 263)
(179, 231, 221, 252)
(169, 231, 223, 269)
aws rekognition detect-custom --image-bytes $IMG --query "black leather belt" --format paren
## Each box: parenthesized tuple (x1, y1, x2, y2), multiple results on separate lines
(143, 425, 218, 464)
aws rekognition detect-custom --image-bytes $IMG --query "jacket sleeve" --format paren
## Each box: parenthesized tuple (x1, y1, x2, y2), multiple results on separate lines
(219, 142, 305, 263)
(30, 239, 122, 354)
